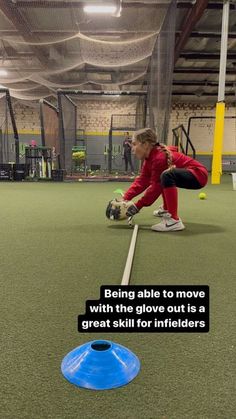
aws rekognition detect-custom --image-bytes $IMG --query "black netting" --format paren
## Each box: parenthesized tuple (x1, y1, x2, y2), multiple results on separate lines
(0, 3, 170, 101)
(112, 114, 143, 131)
(110, 114, 144, 173)
(0, 91, 19, 164)
(0, 95, 9, 163)
(59, 94, 77, 172)
(135, 97, 147, 130)
(40, 100, 60, 167)
(148, 0, 176, 143)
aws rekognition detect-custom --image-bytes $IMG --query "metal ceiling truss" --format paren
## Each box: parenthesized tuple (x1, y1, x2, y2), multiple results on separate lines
(174, 68, 236, 74)
(172, 92, 236, 96)
(174, 0, 209, 63)
(173, 81, 236, 86)
(179, 52, 236, 60)
(12, 1, 236, 10)
(0, 0, 235, 99)
(57, 89, 147, 96)
(0, 0, 49, 68)
(189, 31, 236, 39)
(12, 1, 175, 9)
(177, 1, 236, 9)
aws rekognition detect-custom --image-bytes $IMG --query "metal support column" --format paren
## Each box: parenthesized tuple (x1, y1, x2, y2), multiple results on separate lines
(211, 0, 229, 184)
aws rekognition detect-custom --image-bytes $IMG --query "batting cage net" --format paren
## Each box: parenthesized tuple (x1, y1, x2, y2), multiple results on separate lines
(58, 93, 77, 173)
(136, 96, 147, 130)
(56, 91, 146, 178)
(0, 1, 171, 104)
(147, 0, 176, 143)
(109, 113, 146, 174)
(0, 89, 19, 164)
(40, 99, 60, 168)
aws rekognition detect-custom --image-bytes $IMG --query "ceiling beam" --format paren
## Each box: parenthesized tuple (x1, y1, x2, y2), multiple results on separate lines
(177, 1, 236, 10)
(84, 65, 147, 74)
(6, 79, 234, 88)
(174, 0, 209, 64)
(2, 79, 147, 86)
(172, 92, 235, 96)
(58, 89, 147, 96)
(0, 29, 157, 37)
(179, 52, 236, 60)
(173, 81, 236, 87)
(7, 1, 87, 7)
(14, 0, 236, 9)
(5, 49, 236, 64)
(189, 31, 236, 39)
(0, 66, 147, 74)
(14, 1, 170, 9)
(2, 29, 236, 39)
(0, 0, 50, 68)
(0, 68, 42, 72)
(174, 67, 236, 74)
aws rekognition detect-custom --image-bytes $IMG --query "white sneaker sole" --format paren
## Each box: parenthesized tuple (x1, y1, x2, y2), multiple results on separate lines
(151, 221, 185, 232)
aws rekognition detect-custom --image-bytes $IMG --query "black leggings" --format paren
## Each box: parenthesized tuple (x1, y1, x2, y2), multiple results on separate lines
(124, 153, 134, 171)
(160, 168, 202, 189)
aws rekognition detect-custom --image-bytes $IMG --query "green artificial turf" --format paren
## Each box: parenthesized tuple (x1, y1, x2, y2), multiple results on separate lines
(0, 175, 235, 419)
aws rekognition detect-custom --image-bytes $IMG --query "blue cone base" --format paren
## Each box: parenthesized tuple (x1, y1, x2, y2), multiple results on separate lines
(61, 340, 140, 390)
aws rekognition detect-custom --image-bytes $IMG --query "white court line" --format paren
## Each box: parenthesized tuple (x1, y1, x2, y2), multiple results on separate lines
(121, 224, 139, 286)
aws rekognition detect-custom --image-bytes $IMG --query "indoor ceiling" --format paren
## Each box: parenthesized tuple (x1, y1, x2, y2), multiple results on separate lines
(0, 0, 235, 103)
(174, 0, 236, 103)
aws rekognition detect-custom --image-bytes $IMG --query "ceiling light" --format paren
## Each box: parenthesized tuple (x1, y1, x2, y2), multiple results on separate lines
(83, 5, 117, 14)
(0, 69, 7, 76)
(83, 1, 122, 16)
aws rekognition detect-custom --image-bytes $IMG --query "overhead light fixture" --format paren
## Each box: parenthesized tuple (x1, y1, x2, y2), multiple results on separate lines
(84, 5, 117, 14)
(83, 1, 122, 17)
(0, 69, 7, 76)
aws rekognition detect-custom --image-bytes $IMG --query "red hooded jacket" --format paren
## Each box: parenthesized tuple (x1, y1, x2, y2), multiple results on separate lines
(123, 146, 208, 209)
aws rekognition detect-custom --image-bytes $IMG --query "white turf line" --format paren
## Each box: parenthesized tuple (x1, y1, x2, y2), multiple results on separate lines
(121, 224, 139, 286)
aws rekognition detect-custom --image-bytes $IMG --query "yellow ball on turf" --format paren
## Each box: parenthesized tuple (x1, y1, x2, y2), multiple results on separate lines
(199, 192, 206, 200)
(78, 178, 83, 182)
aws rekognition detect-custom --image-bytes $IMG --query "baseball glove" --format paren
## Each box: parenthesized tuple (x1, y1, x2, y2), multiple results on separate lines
(106, 198, 136, 220)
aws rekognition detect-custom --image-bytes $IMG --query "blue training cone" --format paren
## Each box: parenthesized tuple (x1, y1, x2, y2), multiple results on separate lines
(61, 340, 140, 390)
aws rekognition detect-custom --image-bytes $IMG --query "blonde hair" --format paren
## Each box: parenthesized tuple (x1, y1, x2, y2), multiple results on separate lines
(133, 128, 174, 169)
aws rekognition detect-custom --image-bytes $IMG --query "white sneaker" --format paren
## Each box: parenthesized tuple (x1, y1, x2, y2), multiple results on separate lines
(151, 214, 185, 232)
(153, 205, 168, 217)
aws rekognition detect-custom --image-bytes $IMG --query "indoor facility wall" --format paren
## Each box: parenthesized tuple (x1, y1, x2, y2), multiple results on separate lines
(10, 100, 236, 171)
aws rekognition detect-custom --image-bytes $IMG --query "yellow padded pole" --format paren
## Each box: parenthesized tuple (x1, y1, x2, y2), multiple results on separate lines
(211, 102, 225, 184)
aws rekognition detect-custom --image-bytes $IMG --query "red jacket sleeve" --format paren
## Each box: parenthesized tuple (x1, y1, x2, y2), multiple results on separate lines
(123, 160, 150, 203)
(123, 158, 163, 209)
